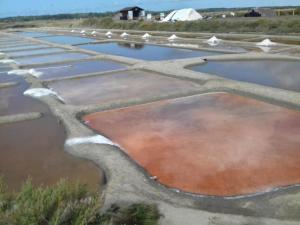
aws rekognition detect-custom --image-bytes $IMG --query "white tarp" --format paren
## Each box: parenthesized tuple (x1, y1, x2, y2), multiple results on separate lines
(162, 8, 203, 22)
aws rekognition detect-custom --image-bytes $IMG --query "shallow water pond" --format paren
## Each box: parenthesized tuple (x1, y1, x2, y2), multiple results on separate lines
(39, 35, 96, 45)
(37, 60, 126, 80)
(79, 42, 226, 61)
(48, 70, 201, 105)
(84, 93, 300, 196)
(189, 60, 300, 92)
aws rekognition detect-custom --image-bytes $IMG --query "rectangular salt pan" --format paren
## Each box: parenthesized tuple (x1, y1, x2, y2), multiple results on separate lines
(39, 35, 96, 45)
(37, 60, 126, 79)
(1, 45, 50, 52)
(7, 48, 66, 58)
(79, 42, 225, 61)
(15, 52, 90, 65)
(189, 60, 300, 92)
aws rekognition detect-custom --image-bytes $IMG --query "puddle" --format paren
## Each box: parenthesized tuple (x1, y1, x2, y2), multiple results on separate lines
(48, 70, 201, 105)
(6, 48, 66, 58)
(189, 60, 300, 92)
(0, 114, 102, 191)
(83, 93, 300, 196)
(14, 52, 90, 65)
(38, 35, 96, 45)
(79, 42, 226, 61)
(37, 60, 126, 80)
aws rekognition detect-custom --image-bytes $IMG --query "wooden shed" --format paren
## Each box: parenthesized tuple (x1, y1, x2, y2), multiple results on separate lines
(119, 6, 144, 20)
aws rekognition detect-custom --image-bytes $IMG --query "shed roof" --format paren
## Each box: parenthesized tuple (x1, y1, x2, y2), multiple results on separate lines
(120, 6, 144, 12)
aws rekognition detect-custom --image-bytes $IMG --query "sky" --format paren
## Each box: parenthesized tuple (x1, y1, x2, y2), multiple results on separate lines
(0, 0, 299, 18)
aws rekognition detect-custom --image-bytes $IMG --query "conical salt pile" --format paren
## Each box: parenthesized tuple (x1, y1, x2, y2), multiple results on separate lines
(256, 39, 277, 47)
(80, 30, 86, 34)
(206, 36, 221, 46)
(142, 33, 152, 39)
(91, 31, 97, 35)
(71, 30, 75, 33)
(120, 32, 129, 38)
(106, 31, 113, 36)
(168, 34, 178, 41)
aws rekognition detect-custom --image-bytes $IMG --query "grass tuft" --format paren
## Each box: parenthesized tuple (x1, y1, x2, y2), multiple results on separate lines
(0, 178, 160, 225)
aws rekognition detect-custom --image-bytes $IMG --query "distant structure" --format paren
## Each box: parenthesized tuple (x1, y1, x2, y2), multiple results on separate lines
(162, 8, 203, 22)
(119, 6, 145, 20)
(244, 9, 261, 17)
(256, 8, 276, 17)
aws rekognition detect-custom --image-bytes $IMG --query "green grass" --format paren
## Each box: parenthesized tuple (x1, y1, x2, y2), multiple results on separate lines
(0, 177, 160, 225)
(79, 16, 300, 34)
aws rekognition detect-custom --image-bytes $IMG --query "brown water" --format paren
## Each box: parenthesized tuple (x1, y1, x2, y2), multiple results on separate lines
(0, 76, 48, 116)
(0, 115, 102, 191)
(48, 70, 201, 105)
(84, 93, 300, 196)
(0, 76, 102, 191)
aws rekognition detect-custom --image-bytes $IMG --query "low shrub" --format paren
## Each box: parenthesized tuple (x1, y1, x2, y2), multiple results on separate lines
(0, 178, 160, 225)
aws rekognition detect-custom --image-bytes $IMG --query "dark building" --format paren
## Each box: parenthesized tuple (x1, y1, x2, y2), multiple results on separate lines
(245, 10, 261, 17)
(119, 6, 144, 20)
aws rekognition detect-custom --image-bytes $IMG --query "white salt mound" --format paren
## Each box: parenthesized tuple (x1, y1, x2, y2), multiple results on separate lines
(142, 33, 151, 39)
(24, 88, 64, 102)
(71, 30, 75, 33)
(65, 135, 118, 147)
(206, 36, 221, 46)
(91, 31, 97, 35)
(80, 30, 86, 34)
(0, 59, 15, 64)
(120, 32, 129, 38)
(106, 31, 113, 36)
(168, 34, 178, 41)
(256, 39, 277, 47)
(8, 69, 43, 77)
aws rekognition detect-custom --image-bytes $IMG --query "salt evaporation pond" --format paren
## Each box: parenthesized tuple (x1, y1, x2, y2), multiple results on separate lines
(0, 114, 102, 191)
(0, 74, 102, 190)
(6, 48, 66, 58)
(17, 31, 52, 38)
(38, 35, 96, 45)
(37, 60, 126, 80)
(189, 60, 300, 92)
(79, 42, 225, 61)
(15, 52, 90, 65)
(0, 44, 50, 52)
(47, 70, 201, 105)
(84, 93, 300, 196)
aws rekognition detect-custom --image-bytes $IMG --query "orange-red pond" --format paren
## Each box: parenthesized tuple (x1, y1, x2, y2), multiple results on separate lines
(83, 93, 300, 196)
